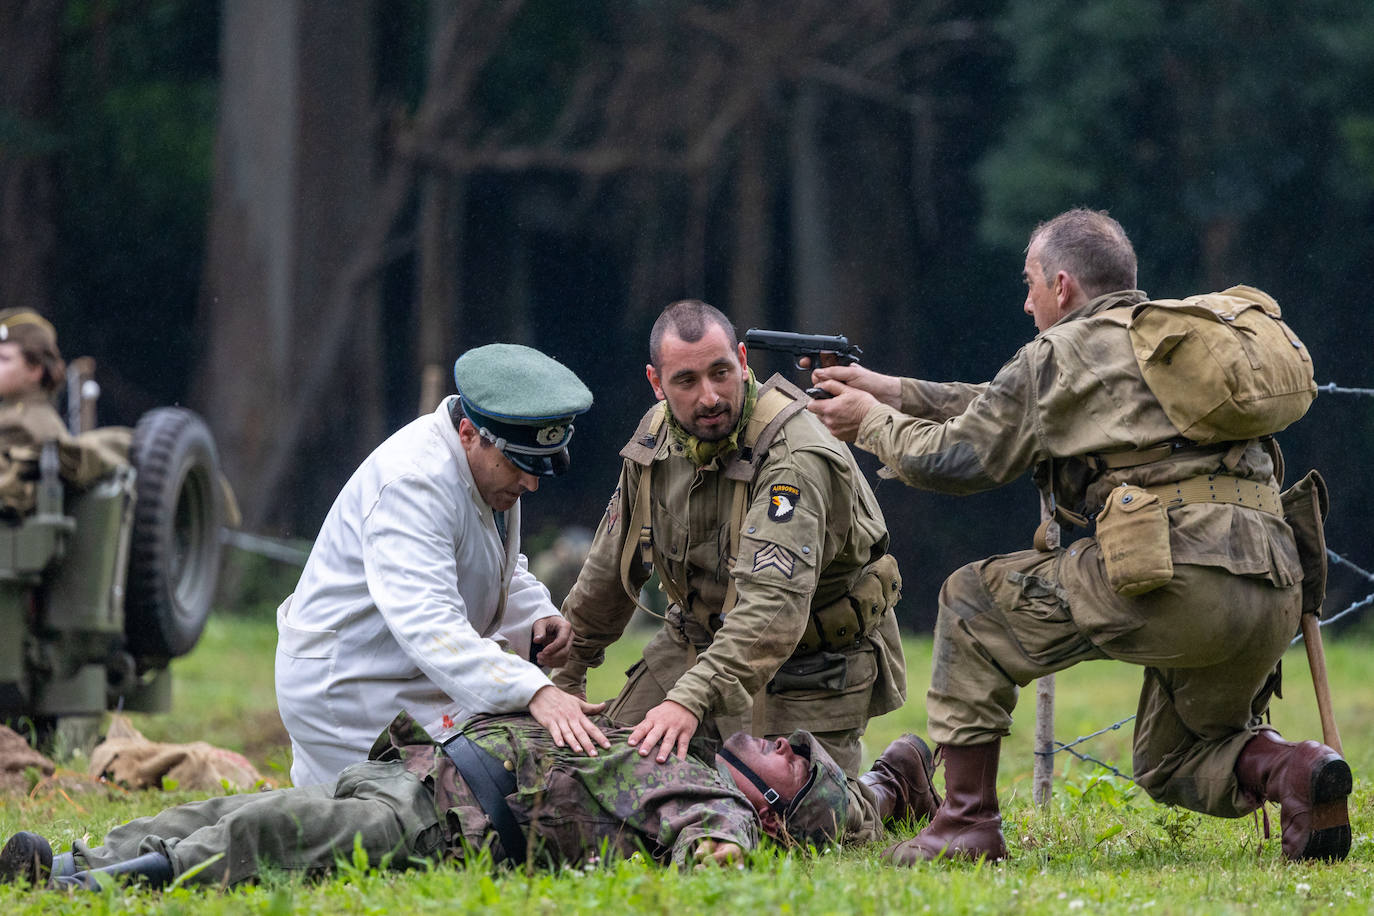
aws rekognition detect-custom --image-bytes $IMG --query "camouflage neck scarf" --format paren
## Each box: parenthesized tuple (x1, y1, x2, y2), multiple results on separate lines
(665, 369, 758, 467)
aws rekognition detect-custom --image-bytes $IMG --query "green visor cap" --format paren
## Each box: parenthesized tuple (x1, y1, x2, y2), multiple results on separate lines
(452, 344, 593, 478)
(716, 729, 849, 847)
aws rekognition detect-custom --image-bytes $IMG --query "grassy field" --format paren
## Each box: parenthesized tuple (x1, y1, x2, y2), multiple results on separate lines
(2, 612, 1372, 914)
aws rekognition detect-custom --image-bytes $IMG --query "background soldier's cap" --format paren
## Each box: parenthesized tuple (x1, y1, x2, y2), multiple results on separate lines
(452, 343, 593, 478)
(776, 730, 849, 846)
(0, 309, 58, 349)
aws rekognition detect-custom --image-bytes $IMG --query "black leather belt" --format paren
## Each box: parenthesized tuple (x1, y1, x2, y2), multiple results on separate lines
(440, 734, 526, 865)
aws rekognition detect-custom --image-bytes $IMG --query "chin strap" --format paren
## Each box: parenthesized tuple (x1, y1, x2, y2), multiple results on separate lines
(718, 746, 789, 816)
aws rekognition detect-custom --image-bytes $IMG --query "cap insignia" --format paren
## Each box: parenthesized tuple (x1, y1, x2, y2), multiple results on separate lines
(535, 424, 567, 446)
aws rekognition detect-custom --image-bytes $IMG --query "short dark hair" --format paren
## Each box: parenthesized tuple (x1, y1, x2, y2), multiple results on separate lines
(648, 299, 737, 368)
(1028, 209, 1137, 300)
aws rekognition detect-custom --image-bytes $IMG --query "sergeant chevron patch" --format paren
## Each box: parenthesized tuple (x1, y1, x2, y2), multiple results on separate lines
(752, 543, 796, 578)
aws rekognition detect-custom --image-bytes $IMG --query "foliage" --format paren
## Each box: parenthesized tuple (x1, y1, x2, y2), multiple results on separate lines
(50, 0, 219, 421)
(978, 0, 1374, 291)
(2, 615, 1372, 913)
(11, 0, 1374, 628)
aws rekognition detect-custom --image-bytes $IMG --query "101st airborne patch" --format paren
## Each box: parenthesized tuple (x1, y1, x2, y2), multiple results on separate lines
(768, 483, 800, 522)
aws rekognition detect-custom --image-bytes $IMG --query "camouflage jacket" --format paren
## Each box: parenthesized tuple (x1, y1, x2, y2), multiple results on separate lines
(557, 377, 904, 729)
(855, 290, 1301, 586)
(369, 712, 759, 869)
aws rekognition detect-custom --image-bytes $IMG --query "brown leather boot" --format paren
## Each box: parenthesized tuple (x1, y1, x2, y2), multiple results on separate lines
(1234, 728, 1351, 862)
(860, 734, 942, 825)
(883, 740, 1008, 864)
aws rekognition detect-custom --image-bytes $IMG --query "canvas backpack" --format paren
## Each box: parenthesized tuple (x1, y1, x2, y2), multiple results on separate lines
(1108, 285, 1317, 445)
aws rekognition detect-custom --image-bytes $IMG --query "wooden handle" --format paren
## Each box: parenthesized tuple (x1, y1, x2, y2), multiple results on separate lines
(1301, 614, 1343, 755)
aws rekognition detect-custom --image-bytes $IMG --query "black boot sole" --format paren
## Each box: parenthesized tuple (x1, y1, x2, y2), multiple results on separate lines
(1297, 756, 1352, 862)
(0, 832, 54, 886)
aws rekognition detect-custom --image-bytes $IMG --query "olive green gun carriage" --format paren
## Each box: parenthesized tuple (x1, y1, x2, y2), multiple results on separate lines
(0, 407, 224, 748)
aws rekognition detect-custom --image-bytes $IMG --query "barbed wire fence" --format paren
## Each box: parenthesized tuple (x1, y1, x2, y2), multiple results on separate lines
(1031, 381, 1374, 801)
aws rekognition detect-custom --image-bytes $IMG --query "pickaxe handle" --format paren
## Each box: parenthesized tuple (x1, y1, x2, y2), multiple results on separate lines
(1301, 613, 1342, 755)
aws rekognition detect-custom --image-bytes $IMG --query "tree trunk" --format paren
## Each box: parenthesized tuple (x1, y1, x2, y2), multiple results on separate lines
(789, 84, 834, 332)
(0, 0, 63, 315)
(729, 116, 769, 332)
(416, 170, 462, 411)
(196, 0, 379, 533)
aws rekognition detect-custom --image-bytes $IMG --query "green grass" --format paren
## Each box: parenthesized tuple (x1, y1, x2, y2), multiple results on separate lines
(3, 613, 1372, 914)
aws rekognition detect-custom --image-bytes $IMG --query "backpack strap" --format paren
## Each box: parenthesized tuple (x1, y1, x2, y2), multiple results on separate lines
(616, 403, 675, 620)
(620, 402, 669, 466)
(719, 375, 809, 617)
(723, 375, 809, 482)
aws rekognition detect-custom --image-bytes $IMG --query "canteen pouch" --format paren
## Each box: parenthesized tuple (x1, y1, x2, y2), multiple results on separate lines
(1096, 484, 1174, 596)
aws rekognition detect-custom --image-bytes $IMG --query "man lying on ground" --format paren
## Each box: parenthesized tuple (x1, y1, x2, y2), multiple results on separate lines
(1, 713, 938, 891)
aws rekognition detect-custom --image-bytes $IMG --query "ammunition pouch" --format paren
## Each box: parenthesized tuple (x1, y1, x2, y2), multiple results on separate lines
(1279, 469, 1329, 617)
(795, 554, 901, 655)
(768, 650, 848, 693)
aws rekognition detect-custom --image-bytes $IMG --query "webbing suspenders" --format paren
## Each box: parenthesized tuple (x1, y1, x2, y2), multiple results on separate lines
(617, 404, 683, 621)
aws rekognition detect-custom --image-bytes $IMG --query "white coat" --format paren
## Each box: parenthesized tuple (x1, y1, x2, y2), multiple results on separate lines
(274, 398, 557, 787)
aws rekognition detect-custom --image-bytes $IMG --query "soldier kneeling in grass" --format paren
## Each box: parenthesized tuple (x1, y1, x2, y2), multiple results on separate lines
(0, 713, 938, 891)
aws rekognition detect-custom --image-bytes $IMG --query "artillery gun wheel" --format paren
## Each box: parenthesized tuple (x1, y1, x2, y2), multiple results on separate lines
(124, 408, 224, 660)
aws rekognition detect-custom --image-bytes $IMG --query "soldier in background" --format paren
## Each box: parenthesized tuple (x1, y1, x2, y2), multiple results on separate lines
(0, 308, 67, 450)
(528, 526, 595, 607)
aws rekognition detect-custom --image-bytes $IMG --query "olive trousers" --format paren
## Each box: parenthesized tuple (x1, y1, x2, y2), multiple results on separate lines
(927, 540, 1300, 817)
(72, 762, 444, 887)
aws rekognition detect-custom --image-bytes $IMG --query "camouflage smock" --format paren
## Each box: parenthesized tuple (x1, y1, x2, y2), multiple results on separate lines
(372, 712, 759, 869)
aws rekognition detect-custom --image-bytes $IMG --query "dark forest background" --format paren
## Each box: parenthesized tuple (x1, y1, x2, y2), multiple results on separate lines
(4, 0, 1373, 629)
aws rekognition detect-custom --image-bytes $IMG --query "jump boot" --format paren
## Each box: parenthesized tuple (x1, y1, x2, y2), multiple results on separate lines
(860, 733, 942, 825)
(882, 740, 1008, 864)
(1234, 728, 1351, 862)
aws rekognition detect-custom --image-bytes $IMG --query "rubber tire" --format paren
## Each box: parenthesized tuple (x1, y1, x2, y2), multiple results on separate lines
(124, 407, 224, 660)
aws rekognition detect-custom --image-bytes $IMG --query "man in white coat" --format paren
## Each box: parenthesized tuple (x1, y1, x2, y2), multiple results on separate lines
(275, 344, 610, 787)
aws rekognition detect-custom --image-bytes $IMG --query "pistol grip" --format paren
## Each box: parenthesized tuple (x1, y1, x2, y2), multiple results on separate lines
(805, 387, 833, 399)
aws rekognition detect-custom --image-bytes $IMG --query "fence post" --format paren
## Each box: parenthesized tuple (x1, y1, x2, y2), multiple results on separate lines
(1033, 494, 1058, 806)
(1034, 674, 1055, 806)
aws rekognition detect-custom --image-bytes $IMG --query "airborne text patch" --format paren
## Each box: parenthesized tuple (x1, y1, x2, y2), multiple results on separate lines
(767, 483, 801, 522)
